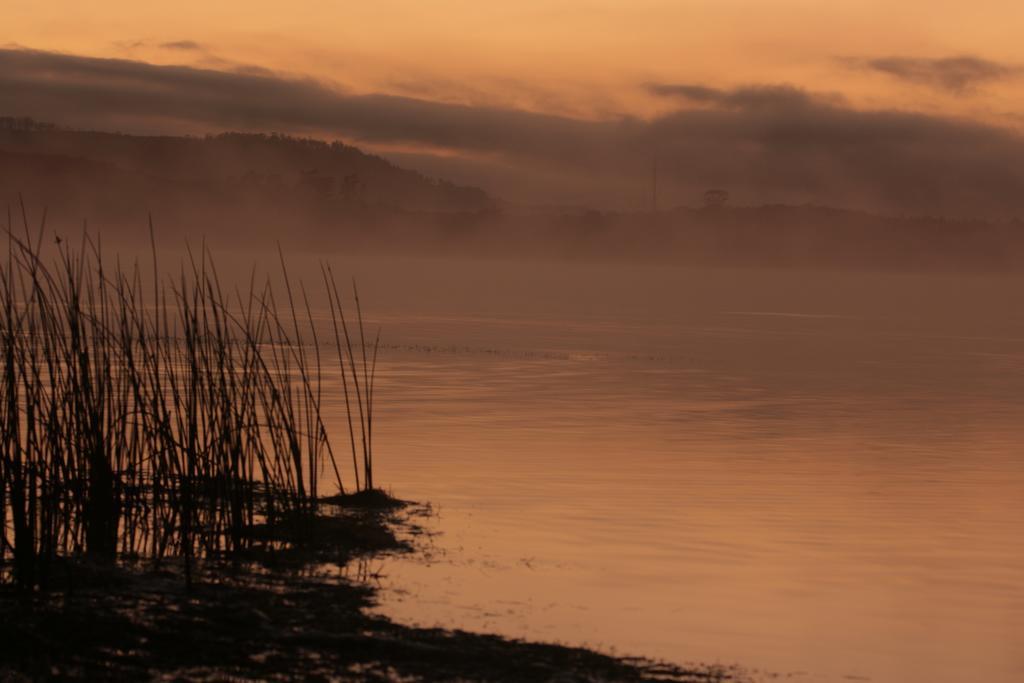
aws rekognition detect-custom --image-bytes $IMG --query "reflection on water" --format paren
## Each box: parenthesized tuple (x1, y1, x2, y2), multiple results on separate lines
(311, 258, 1024, 683)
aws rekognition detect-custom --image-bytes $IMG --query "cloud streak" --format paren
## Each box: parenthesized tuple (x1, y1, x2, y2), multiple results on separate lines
(159, 40, 204, 51)
(843, 55, 1020, 94)
(3, 48, 1024, 216)
(645, 83, 841, 109)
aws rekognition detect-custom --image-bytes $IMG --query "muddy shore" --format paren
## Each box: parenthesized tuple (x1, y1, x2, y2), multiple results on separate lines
(0, 495, 740, 682)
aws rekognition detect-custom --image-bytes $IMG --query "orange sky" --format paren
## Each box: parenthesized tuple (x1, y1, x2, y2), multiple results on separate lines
(7, 0, 1024, 123)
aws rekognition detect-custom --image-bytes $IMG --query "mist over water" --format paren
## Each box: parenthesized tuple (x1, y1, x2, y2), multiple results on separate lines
(296, 254, 1024, 683)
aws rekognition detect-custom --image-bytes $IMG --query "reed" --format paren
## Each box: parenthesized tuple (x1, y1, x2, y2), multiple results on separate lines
(0, 207, 379, 590)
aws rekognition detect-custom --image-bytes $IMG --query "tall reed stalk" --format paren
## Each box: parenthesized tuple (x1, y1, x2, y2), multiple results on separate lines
(0, 208, 379, 590)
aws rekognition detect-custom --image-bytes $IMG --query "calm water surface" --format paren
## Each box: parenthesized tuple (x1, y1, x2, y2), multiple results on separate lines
(311, 256, 1024, 683)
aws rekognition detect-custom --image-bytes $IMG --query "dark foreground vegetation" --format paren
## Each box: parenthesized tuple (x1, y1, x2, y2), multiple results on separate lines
(0, 207, 739, 681)
(1, 201, 381, 592)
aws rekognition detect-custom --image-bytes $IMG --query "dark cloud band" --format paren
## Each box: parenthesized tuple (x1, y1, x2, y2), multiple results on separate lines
(3, 47, 1024, 216)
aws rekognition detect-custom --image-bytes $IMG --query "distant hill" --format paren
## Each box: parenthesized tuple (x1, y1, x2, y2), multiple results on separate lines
(0, 116, 495, 243)
(3, 116, 1024, 270)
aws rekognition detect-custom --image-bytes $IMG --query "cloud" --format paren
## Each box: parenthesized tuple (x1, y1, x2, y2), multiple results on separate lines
(112, 40, 146, 50)
(3, 47, 1024, 216)
(645, 83, 845, 109)
(843, 55, 1020, 94)
(159, 40, 204, 51)
(0, 47, 604, 162)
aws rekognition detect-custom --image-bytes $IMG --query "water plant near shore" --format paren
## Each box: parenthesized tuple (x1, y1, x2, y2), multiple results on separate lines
(0, 205, 379, 590)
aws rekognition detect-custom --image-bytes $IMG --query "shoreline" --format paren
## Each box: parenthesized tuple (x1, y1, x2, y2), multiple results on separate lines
(0, 495, 741, 682)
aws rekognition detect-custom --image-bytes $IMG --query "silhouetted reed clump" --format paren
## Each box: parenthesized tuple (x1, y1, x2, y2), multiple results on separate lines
(0, 207, 379, 591)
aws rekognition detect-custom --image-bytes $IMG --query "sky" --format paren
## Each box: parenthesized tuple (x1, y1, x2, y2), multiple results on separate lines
(4, 0, 1024, 213)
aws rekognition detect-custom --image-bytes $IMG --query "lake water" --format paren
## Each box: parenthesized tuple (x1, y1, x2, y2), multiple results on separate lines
(310, 255, 1024, 683)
